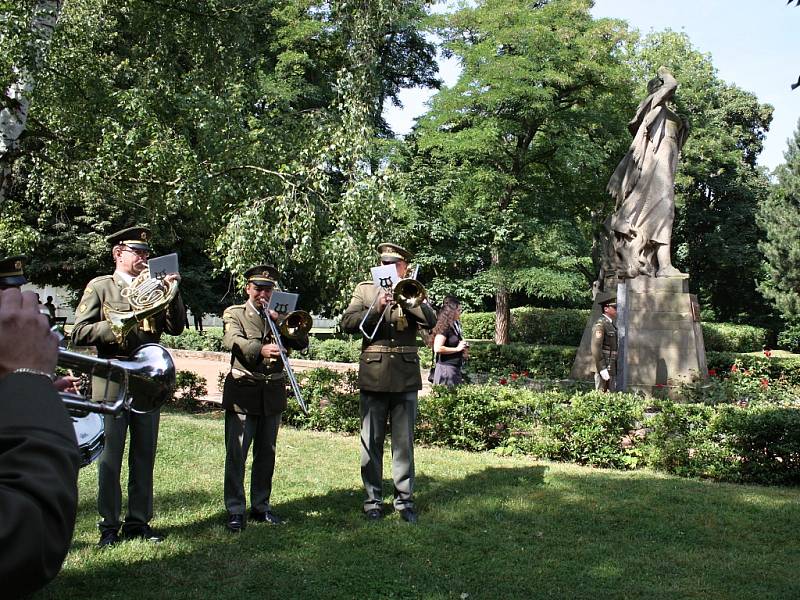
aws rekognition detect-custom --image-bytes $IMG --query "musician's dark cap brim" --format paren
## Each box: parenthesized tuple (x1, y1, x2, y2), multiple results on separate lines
(0, 255, 27, 286)
(376, 242, 412, 263)
(106, 225, 152, 251)
(245, 264, 279, 287)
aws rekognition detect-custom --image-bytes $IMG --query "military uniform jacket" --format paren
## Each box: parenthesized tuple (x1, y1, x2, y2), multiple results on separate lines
(591, 315, 618, 375)
(71, 272, 185, 359)
(340, 281, 437, 392)
(221, 302, 308, 415)
(0, 374, 80, 598)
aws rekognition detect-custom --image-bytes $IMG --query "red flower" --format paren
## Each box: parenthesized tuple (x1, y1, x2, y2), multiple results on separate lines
(708, 368, 717, 377)
(731, 364, 738, 372)
(510, 373, 519, 381)
(760, 378, 769, 388)
(764, 349, 772, 358)
(521, 370, 529, 377)
(499, 378, 508, 385)
(655, 384, 666, 388)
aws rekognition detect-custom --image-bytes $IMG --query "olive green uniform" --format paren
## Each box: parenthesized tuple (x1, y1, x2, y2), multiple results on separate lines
(221, 302, 307, 515)
(591, 315, 618, 392)
(340, 282, 437, 512)
(0, 373, 80, 598)
(71, 272, 184, 535)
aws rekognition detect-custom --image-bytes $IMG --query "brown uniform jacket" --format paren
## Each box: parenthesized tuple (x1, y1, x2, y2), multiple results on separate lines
(0, 374, 80, 598)
(340, 281, 437, 392)
(221, 302, 308, 415)
(71, 272, 185, 358)
(591, 315, 618, 375)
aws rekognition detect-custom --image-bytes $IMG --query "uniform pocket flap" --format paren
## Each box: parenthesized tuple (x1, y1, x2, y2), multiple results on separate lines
(362, 353, 383, 364)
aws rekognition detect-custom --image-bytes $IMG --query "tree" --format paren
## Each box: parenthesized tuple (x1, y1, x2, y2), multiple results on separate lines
(398, 0, 634, 342)
(0, 0, 64, 204)
(5, 0, 438, 313)
(758, 118, 800, 323)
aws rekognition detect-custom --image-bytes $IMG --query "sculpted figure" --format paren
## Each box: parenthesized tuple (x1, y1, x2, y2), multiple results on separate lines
(601, 67, 690, 279)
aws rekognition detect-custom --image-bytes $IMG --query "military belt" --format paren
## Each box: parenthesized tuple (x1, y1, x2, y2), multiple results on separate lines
(363, 345, 419, 354)
(231, 368, 286, 382)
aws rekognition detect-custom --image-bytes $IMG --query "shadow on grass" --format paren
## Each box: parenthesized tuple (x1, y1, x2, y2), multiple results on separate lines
(38, 460, 800, 600)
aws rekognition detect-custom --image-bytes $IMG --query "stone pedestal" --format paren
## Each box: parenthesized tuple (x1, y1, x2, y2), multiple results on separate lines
(570, 276, 707, 396)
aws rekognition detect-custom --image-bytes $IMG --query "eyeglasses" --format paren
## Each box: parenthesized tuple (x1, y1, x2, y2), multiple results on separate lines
(122, 246, 149, 257)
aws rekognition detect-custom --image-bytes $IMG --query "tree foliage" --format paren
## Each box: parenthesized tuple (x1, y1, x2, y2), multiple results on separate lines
(3, 0, 437, 314)
(397, 0, 635, 342)
(758, 118, 800, 323)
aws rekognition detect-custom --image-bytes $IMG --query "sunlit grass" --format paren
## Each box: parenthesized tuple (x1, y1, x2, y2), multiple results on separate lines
(37, 410, 800, 600)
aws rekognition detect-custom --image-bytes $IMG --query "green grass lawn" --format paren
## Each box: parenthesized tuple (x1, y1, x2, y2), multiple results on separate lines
(38, 410, 800, 600)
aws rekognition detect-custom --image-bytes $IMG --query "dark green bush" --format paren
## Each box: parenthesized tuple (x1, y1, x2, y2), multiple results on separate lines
(169, 370, 209, 411)
(284, 367, 361, 433)
(462, 307, 768, 352)
(706, 351, 800, 387)
(283, 368, 800, 485)
(778, 324, 800, 353)
(305, 337, 362, 363)
(466, 342, 576, 379)
(162, 328, 224, 352)
(416, 384, 530, 452)
(461, 307, 588, 345)
(645, 400, 800, 485)
(701, 322, 769, 353)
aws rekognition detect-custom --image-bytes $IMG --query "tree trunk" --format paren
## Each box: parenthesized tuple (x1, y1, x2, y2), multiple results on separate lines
(0, 0, 63, 202)
(492, 248, 511, 344)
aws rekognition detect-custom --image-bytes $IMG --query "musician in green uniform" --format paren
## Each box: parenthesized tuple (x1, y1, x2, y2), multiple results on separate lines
(221, 265, 308, 533)
(591, 291, 618, 392)
(71, 226, 185, 547)
(0, 287, 80, 597)
(340, 243, 437, 524)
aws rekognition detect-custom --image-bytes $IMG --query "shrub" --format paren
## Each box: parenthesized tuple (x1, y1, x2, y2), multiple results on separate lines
(529, 391, 646, 469)
(417, 384, 529, 452)
(461, 306, 768, 352)
(706, 351, 800, 387)
(305, 337, 362, 363)
(461, 307, 588, 345)
(284, 367, 361, 433)
(777, 324, 800, 353)
(170, 370, 209, 411)
(645, 399, 800, 485)
(701, 322, 769, 353)
(466, 343, 576, 378)
(162, 328, 224, 352)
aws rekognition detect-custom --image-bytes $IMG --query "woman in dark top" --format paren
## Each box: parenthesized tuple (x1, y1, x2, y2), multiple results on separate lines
(431, 296, 468, 386)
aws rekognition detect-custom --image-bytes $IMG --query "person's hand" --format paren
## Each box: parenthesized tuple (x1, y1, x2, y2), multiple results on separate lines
(455, 340, 468, 352)
(376, 289, 392, 311)
(600, 368, 611, 381)
(260, 343, 281, 359)
(163, 273, 181, 285)
(268, 309, 280, 322)
(0, 289, 59, 378)
(53, 375, 81, 394)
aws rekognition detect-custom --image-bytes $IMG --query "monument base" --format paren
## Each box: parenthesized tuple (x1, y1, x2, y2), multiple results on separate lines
(570, 276, 707, 397)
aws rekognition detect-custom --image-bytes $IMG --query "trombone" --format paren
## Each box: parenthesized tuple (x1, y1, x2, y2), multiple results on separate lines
(259, 305, 312, 416)
(358, 265, 427, 341)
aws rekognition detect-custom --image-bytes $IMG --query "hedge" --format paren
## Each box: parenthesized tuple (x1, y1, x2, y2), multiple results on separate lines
(283, 367, 800, 484)
(461, 307, 769, 352)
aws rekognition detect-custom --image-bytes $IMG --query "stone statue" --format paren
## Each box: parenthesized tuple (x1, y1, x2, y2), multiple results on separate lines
(600, 67, 690, 279)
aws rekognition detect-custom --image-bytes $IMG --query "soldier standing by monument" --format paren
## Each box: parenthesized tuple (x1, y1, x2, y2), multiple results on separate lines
(591, 292, 618, 392)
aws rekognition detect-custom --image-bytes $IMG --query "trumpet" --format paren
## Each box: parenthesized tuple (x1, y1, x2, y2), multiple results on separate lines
(359, 269, 427, 341)
(58, 343, 176, 416)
